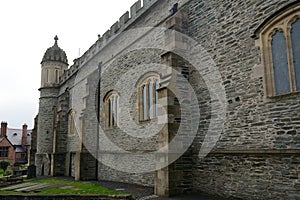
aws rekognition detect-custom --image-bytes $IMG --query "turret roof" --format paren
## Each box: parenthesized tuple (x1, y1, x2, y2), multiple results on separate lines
(41, 35, 68, 65)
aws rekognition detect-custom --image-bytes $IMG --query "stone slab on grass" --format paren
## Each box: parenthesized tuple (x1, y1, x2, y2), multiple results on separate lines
(0, 182, 39, 191)
(15, 183, 52, 192)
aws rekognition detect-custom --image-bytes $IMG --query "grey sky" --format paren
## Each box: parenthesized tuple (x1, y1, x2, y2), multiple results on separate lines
(0, 0, 138, 128)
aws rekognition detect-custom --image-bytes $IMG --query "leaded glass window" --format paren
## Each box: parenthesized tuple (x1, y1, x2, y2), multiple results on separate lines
(259, 8, 300, 97)
(139, 75, 160, 121)
(104, 92, 119, 128)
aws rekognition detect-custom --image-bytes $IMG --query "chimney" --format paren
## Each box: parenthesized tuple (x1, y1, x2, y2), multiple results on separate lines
(22, 123, 28, 146)
(1, 122, 7, 137)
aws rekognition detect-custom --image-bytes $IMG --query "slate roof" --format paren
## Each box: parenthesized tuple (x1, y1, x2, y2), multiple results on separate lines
(0, 128, 32, 146)
(15, 146, 26, 153)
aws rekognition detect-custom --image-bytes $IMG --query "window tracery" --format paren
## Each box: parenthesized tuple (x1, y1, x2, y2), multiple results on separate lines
(104, 92, 119, 128)
(259, 7, 300, 97)
(138, 75, 160, 121)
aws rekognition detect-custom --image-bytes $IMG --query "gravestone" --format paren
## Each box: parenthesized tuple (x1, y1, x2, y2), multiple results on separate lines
(27, 165, 36, 179)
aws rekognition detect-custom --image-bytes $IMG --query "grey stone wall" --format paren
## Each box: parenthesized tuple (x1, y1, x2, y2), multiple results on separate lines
(187, 0, 300, 150)
(36, 87, 58, 176)
(97, 49, 164, 186)
(37, 88, 58, 154)
(99, 163, 154, 187)
(186, 0, 300, 199)
(194, 153, 300, 199)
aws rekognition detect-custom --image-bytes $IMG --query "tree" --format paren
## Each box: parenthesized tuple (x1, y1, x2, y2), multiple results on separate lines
(0, 160, 10, 172)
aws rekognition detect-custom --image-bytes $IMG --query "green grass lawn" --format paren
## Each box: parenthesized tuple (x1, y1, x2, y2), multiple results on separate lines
(0, 178, 124, 195)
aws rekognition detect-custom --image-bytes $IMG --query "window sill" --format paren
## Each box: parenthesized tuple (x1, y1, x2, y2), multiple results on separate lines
(267, 90, 300, 100)
(67, 134, 76, 138)
(139, 118, 158, 124)
(104, 126, 119, 131)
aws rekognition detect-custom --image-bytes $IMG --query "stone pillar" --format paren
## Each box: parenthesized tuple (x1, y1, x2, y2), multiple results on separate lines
(155, 87, 172, 196)
(155, 8, 192, 197)
(35, 153, 51, 176)
(52, 90, 69, 176)
(75, 152, 81, 181)
(65, 152, 71, 176)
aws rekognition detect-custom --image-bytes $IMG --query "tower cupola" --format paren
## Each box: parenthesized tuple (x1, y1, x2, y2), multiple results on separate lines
(41, 36, 68, 65)
(40, 36, 69, 88)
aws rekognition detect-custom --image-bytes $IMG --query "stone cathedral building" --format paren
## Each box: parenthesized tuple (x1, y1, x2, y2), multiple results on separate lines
(35, 0, 300, 199)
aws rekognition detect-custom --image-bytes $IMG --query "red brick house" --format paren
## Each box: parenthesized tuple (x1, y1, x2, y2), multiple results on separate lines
(0, 122, 31, 165)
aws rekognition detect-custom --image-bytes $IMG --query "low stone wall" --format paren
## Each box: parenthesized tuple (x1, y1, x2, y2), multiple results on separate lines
(0, 194, 134, 200)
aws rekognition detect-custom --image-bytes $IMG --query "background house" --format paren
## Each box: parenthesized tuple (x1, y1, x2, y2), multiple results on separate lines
(0, 122, 31, 165)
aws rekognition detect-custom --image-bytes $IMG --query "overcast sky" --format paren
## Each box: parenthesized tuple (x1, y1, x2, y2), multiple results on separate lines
(0, 0, 138, 128)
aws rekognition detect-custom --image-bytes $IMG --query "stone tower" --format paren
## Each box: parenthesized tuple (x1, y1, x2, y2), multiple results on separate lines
(36, 36, 68, 176)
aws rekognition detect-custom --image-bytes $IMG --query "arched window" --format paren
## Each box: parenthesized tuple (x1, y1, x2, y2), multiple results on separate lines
(138, 75, 160, 121)
(104, 92, 119, 128)
(259, 6, 300, 97)
(45, 69, 49, 83)
(55, 69, 59, 83)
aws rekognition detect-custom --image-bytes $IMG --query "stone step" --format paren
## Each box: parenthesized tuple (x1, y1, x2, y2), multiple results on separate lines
(0, 182, 39, 191)
(15, 183, 52, 192)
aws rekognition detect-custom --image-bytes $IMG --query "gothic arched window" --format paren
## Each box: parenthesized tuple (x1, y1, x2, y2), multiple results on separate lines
(138, 75, 160, 121)
(104, 92, 119, 128)
(259, 6, 300, 97)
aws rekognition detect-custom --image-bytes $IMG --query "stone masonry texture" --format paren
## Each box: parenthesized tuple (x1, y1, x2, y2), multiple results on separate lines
(36, 0, 300, 199)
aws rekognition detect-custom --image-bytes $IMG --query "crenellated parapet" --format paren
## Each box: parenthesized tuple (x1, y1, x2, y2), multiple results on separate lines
(59, 0, 159, 84)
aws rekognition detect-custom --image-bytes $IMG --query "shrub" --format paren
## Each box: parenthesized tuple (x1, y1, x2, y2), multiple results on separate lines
(0, 160, 10, 172)
(3, 169, 12, 176)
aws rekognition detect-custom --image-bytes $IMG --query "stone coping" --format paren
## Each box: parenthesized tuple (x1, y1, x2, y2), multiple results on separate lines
(0, 194, 134, 200)
(211, 149, 300, 155)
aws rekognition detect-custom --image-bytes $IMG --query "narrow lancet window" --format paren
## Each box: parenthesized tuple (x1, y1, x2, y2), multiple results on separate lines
(291, 19, 300, 90)
(138, 75, 160, 121)
(272, 31, 290, 95)
(104, 92, 119, 129)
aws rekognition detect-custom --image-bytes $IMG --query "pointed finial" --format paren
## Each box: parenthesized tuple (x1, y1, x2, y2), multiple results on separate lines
(54, 35, 58, 45)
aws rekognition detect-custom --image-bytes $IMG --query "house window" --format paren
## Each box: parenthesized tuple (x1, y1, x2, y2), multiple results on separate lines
(21, 153, 26, 159)
(138, 75, 160, 121)
(104, 92, 119, 128)
(259, 7, 300, 97)
(0, 147, 9, 157)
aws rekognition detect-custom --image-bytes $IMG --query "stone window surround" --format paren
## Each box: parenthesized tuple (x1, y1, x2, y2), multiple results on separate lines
(258, 5, 300, 97)
(137, 74, 160, 122)
(104, 91, 119, 129)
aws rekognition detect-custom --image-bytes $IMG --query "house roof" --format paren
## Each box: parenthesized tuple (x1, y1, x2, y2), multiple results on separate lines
(0, 128, 32, 146)
(0, 136, 15, 148)
(15, 146, 26, 153)
(7, 128, 32, 146)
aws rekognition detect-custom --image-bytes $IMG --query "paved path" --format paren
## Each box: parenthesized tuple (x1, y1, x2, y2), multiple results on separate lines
(95, 180, 226, 200)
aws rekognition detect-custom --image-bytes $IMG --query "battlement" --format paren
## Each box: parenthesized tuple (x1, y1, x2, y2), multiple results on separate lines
(59, 0, 159, 84)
